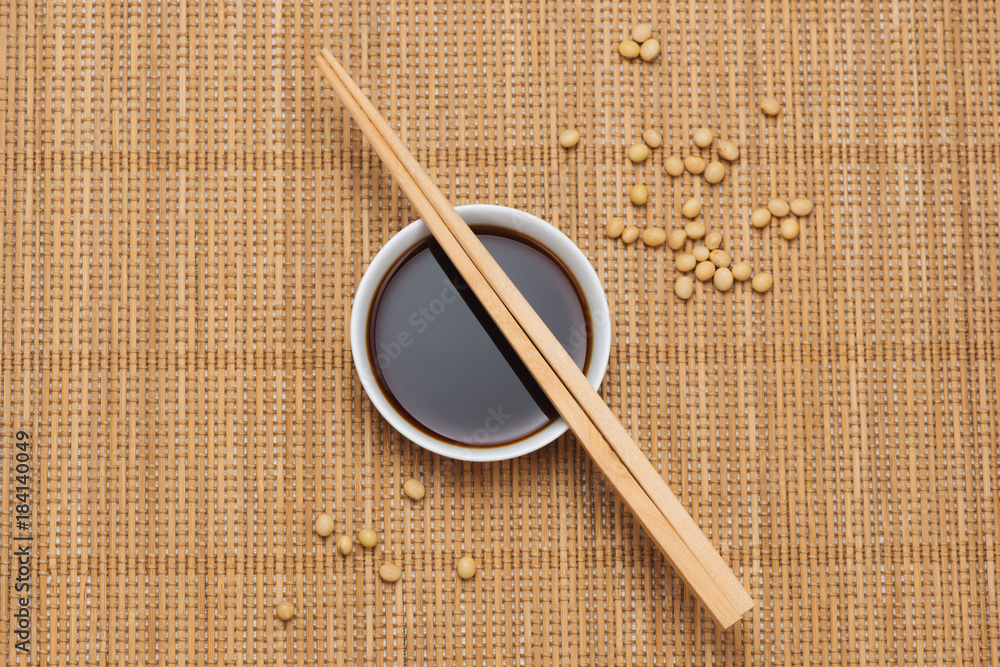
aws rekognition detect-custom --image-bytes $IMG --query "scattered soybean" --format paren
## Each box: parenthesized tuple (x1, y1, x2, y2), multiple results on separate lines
(667, 229, 688, 250)
(685, 221, 706, 239)
(639, 39, 661, 61)
(619, 40, 640, 59)
(790, 197, 814, 216)
(403, 479, 425, 500)
(314, 514, 334, 538)
(695, 261, 717, 281)
(631, 23, 653, 43)
(752, 272, 774, 293)
(760, 97, 781, 116)
(630, 183, 649, 205)
(750, 207, 772, 228)
(676, 253, 697, 272)
(558, 128, 580, 148)
(358, 528, 378, 548)
(277, 601, 295, 621)
(457, 556, 478, 580)
(693, 127, 714, 148)
(681, 197, 703, 218)
(692, 245, 711, 262)
(605, 217, 625, 239)
(683, 155, 706, 174)
(718, 140, 739, 161)
(732, 261, 752, 281)
(628, 142, 651, 163)
(674, 276, 695, 300)
(703, 161, 726, 184)
(379, 563, 402, 583)
(713, 267, 734, 291)
(780, 218, 800, 240)
(641, 228, 667, 247)
(665, 155, 685, 176)
(710, 249, 732, 268)
(767, 198, 790, 217)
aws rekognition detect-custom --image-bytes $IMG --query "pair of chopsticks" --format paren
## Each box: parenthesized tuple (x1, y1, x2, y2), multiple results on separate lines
(314, 49, 753, 629)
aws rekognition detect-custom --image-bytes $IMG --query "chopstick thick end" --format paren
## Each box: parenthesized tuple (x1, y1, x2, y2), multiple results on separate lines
(716, 587, 754, 630)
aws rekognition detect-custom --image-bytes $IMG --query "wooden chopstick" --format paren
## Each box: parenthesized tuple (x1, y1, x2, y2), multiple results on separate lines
(314, 50, 753, 628)
(317, 49, 753, 624)
(314, 49, 751, 627)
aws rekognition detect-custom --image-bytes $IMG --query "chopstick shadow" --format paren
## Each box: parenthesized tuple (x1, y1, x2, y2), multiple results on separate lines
(427, 240, 559, 422)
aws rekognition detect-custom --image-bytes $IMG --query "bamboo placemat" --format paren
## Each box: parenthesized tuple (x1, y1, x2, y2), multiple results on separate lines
(2, 0, 999, 663)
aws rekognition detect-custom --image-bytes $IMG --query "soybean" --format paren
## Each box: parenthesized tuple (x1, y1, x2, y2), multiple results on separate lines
(704, 232, 722, 250)
(718, 140, 739, 161)
(336, 535, 354, 555)
(713, 267, 734, 291)
(457, 556, 478, 580)
(675, 253, 696, 272)
(665, 155, 685, 176)
(703, 161, 726, 184)
(558, 128, 580, 148)
(752, 272, 773, 293)
(790, 197, 814, 216)
(684, 221, 706, 240)
(681, 197, 702, 218)
(780, 218, 800, 240)
(605, 217, 625, 239)
(403, 478, 425, 500)
(692, 245, 710, 262)
(631, 23, 653, 43)
(750, 207, 772, 228)
(710, 249, 732, 268)
(619, 39, 640, 59)
(628, 143, 651, 163)
(379, 563, 402, 583)
(767, 198, 790, 217)
(622, 225, 640, 244)
(693, 127, 714, 148)
(276, 601, 295, 621)
(641, 228, 667, 247)
(732, 261, 752, 281)
(674, 276, 695, 300)
(667, 229, 687, 250)
(683, 155, 706, 174)
(760, 96, 781, 116)
(314, 513, 334, 538)
(630, 183, 649, 205)
(643, 129, 663, 148)
(358, 528, 378, 548)
(639, 39, 660, 61)
(695, 261, 716, 281)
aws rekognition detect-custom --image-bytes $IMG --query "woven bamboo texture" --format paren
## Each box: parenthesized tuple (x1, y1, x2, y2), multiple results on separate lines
(2, 0, 999, 663)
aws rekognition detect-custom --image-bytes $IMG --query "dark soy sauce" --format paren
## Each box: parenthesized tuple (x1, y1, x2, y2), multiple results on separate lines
(368, 226, 590, 447)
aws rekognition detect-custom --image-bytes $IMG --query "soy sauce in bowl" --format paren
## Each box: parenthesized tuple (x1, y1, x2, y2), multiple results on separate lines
(368, 226, 590, 447)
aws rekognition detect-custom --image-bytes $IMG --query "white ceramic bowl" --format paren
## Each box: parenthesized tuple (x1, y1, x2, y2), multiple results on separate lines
(351, 204, 611, 462)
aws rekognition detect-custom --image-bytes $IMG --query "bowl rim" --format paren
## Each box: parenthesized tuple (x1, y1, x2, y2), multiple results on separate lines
(350, 204, 611, 462)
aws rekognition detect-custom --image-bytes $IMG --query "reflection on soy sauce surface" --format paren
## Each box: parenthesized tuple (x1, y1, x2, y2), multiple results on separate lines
(368, 226, 590, 447)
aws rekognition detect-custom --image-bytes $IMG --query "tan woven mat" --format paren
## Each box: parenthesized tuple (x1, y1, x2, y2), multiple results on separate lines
(2, 0, 999, 663)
